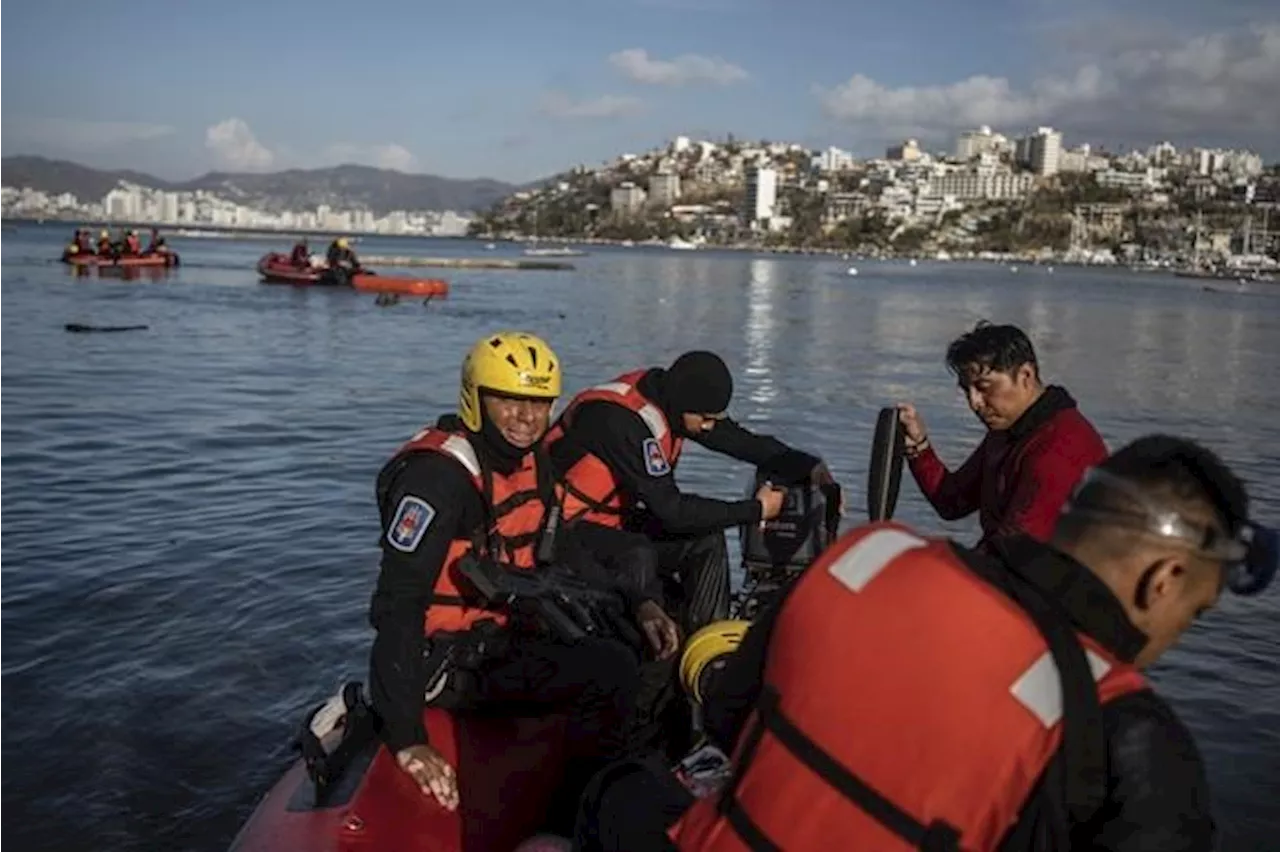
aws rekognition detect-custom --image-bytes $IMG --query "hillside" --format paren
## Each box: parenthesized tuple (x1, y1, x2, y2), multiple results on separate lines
(1, 156, 519, 214)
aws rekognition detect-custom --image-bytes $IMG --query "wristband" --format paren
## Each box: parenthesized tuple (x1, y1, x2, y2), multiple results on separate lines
(904, 438, 930, 459)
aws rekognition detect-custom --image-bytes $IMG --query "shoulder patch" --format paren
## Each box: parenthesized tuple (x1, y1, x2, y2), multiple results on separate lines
(643, 437, 671, 476)
(386, 495, 436, 553)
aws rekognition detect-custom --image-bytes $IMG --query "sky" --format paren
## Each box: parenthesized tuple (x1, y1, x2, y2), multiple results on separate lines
(2, 0, 1278, 183)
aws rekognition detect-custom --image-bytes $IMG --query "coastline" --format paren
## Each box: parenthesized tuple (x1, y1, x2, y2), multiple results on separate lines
(9, 217, 1274, 279)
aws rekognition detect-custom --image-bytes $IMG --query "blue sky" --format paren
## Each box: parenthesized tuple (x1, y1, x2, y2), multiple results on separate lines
(3, 0, 1277, 183)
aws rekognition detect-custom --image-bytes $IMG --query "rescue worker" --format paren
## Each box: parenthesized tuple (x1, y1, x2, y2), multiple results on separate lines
(368, 331, 653, 829)
(123, 230, 141, 255)
(546, 350, 839, 761)
(546, 350, 838, 636)
(288, 239, 310, 267)
(326, 236, 359, 271)
(145, 228, 168, 255)
(898, 320, 1106, 554)
(575, 434, 1276, 852)
(96, 230, 114, 257)
(63, 230, 83, 260)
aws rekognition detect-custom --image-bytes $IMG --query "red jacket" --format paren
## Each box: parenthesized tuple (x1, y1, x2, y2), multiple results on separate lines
(909, 386, 1106, 552)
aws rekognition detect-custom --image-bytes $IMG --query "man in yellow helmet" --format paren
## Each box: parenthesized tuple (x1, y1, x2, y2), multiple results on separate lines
(368, 331, 645, 826)
(326, 235, 360, 272)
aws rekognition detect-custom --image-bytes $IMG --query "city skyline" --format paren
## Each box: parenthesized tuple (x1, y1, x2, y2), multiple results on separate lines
(3, 0, 1278, 183)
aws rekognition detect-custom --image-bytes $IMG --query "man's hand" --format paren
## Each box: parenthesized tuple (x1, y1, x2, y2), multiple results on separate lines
(755, 482, 785, 523)
(636, 600, 680, 660)
(810, 461, 846, 515)
(896, 403, 930, 453)
(396, 744, 459, 811)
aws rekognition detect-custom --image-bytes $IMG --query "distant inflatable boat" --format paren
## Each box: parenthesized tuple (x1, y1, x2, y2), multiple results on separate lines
(256, 253, 450, 297)
(62, 252, 180, 268)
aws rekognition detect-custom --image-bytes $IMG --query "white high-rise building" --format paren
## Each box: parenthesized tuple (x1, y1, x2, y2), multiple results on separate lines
(813, 147, 854, 173)
(610, 182, 647, 215)
(744, 166, 777, 224)
(160, 193, 180, 223)
(648, 172, 681, 205)
(1026, 127, 1063, 176)
(955, 126, 1010, 161)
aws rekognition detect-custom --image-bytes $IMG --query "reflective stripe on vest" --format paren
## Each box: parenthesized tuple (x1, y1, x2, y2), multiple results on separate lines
(670, 523, 1147, 852)
(387, 426, 547, 636)
(547, 369, 683, 528)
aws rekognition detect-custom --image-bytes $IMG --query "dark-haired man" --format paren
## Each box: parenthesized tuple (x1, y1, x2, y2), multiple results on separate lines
(580, 434, 1278, 852)
(898, 321, 1106, 554)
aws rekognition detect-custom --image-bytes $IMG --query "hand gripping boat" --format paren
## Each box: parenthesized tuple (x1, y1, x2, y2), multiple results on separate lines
(227, 686, 571, 852)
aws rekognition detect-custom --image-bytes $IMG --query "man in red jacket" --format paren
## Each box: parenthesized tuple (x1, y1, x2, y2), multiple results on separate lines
(898, 321, 1106, 553)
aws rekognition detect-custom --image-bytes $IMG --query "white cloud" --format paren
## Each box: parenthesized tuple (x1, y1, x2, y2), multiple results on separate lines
(816, 22, 1280, 148)
(205, 118, 274, 171)
(372, 143, 416, 171)
(5, 117, 176, 151)
(608, 48, 748, 86)
(322, 142, 418, 171)
(537, 91, 644, 119)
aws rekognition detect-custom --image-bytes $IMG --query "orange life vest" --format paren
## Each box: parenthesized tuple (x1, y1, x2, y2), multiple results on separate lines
(383, 426, 548, 637)
(544, 369, 684, 529)
(670, 521, 1148, 852)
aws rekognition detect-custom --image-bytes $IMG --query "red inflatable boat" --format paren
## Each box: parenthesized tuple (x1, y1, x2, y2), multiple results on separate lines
(256, 253, 449, 297)
(63, 252, 181, 268)
(229, 694, 569, 852)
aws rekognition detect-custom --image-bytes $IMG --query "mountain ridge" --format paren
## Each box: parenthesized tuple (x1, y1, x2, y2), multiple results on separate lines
(1, 155, 523, 214)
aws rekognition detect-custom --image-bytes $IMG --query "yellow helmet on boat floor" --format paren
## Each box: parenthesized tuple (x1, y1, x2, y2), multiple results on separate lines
(680, 619, 750, 705)
(459, 331, 562, 432)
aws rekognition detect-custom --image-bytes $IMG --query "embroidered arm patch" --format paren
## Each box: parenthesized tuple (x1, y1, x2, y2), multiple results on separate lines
(386, 495, 436, 552)
(643, 437, 671, 476)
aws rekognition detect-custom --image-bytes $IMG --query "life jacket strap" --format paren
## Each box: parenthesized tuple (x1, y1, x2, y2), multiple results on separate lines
(720, 686, 962, 852)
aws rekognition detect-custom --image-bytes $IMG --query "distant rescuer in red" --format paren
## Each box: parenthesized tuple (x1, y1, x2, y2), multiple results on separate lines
(897, 321, 1107, 553)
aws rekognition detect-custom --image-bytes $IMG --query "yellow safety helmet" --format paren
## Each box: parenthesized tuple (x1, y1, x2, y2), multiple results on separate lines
(679, 619, 750, 705)
(99, 230, 109, 239)
(335, 237, 349, 249)
(458, 331, 562, 432)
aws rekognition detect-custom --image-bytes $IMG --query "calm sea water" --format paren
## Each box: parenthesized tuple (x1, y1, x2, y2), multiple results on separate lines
(3, 225, 1278, 851)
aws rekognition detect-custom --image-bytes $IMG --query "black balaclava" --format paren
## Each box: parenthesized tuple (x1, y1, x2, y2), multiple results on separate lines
(478, 392, 532, 473)
(661, 351, 733, 423)
(479, 414, 527, 467)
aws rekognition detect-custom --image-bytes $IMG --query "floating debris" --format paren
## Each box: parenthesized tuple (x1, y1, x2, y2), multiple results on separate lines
(64, 323, 149, 333)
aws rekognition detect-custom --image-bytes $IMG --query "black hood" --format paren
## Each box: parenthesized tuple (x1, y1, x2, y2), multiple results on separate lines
(641, 351, 734, 428)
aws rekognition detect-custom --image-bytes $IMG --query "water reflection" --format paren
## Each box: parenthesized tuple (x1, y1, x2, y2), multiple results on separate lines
(743, 258, 778, 409)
